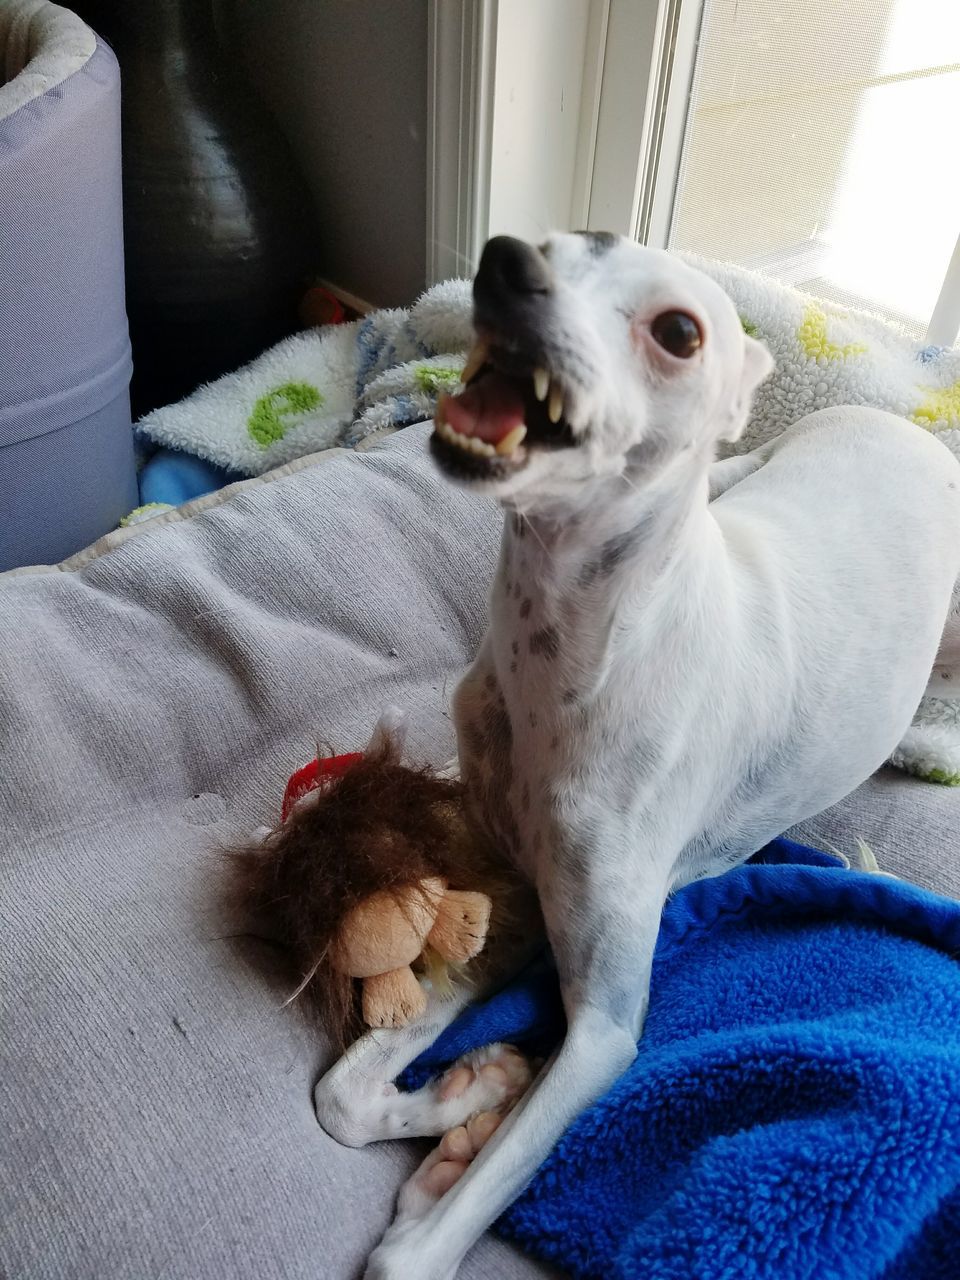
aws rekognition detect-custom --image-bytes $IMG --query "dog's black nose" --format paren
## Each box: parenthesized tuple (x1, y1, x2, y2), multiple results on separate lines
(474, 236, 554, 307)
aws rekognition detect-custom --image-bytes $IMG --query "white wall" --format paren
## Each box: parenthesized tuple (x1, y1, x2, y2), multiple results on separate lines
(222, 0, 428, 308)
(488, 0, 592, 244)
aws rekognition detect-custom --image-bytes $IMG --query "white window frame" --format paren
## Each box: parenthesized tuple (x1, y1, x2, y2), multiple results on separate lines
(426, 0, 704, 281)
(427, 0, 960, 346)
(426, 0, 606, 283)
(426, 0, 497, 284)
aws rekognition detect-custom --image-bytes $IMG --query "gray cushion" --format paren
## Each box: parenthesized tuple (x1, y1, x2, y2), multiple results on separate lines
(1, 422, 956, 1279)
(0, 425, 545, 1279)
(788, 767, 960, 898)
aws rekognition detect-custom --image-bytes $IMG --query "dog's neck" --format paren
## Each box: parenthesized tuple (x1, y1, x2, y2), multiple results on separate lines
(502, 446, 716, 606)
(487, 444, 724, 713)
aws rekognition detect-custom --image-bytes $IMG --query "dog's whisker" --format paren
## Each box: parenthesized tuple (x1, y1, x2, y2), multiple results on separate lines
(519, 512, 549, 557)
(619, 471, 643, 499)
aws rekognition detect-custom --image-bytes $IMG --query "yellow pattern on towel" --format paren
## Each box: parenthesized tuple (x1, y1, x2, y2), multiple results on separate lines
(797, 304, 868, 362)
(911, 379, 960, 430)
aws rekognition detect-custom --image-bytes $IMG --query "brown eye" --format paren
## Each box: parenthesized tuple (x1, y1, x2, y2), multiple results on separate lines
(651, 311, 702, 358)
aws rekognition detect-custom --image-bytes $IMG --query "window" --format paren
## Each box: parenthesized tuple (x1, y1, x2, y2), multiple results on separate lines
(669, 0, 960, 343)
(585, 0, 960, 344)
(432, 0, 960, 346)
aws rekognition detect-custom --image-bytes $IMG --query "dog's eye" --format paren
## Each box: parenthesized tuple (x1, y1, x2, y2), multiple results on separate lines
(650, 311, 702, 358)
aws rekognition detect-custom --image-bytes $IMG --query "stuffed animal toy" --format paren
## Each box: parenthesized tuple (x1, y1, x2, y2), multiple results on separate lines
(227, 709, 504, 1048)
(330, 874, 491, 1028)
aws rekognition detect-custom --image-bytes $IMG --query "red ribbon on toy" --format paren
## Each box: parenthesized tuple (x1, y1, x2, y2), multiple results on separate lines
(281, 752, 364, 822)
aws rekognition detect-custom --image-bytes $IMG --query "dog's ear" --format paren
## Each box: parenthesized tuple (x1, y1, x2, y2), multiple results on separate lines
(719, 334, 774, 443)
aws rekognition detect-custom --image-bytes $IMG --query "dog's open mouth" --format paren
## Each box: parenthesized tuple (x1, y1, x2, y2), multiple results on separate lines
(431, 337, 576, 480)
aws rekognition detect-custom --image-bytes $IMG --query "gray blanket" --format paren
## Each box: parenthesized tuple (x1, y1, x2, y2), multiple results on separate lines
(2, 424, 957, 1279)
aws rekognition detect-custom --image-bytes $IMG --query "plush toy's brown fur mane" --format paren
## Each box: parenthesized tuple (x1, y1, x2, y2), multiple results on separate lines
(225, 734, 510, 1050)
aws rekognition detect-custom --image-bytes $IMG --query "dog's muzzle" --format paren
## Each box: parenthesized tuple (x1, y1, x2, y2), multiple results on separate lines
(432, 236, 577, 482)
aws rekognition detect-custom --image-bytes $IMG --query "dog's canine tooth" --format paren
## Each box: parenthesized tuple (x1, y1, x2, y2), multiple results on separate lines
(533, 368, 550, 402)
(435, 391, 450, 426)
(548, 382, 564, 424)
(461, 340, 490, 385)
(496, 425, 528, 455)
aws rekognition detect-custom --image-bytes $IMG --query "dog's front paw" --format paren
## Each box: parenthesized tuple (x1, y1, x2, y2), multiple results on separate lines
(314, 1072, 398, 1147)
(364, 1225, 458, 1280)
(397, 1111, 503, 1220)
(436, 1042, 534, 1116)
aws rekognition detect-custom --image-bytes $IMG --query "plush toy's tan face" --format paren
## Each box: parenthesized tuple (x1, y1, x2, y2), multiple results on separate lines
(331, 878, 447, 977)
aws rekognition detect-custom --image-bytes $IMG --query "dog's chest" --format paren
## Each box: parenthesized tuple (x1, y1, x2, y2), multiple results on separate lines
(454, 531, 633, 879)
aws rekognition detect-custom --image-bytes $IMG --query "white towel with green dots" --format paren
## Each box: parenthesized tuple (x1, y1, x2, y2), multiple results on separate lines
(134, 258, 960, 784)
(133, 280, 476, 477)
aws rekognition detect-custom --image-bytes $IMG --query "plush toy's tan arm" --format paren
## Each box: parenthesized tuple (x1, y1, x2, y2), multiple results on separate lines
(362, 967, 428, 1027)
(427, 890, 492, 964)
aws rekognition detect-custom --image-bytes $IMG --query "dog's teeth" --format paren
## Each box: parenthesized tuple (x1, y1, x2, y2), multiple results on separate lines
(436, 415, 498, 458)
(533, 368, 549, 402)
(548, 382, 564, 424)
(461, 340, 489, 385)
(496, 425, 527, 455)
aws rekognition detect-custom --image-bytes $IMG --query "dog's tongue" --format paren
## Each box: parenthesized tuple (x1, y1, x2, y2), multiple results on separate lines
(442, 373, 525, 446)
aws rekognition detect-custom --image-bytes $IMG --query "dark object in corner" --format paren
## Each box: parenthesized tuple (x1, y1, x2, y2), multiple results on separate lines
(73, 0, 318, 418)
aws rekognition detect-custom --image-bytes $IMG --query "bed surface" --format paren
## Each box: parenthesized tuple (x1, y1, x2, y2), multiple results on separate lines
(1, 424, 957, 1279)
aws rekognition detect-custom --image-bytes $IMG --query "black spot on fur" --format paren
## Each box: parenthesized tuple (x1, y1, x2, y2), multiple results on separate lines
(510, 661, 518, 674)
(482, 702, 513, 752)
(529, 710, 538, 728)
(562, 688, 578, 705)
(462, 718, 486, 761)
(520, 598, 532, 619)
(484, 673, 497, 692)
(530, 626, 560, 660)
(574, 229, 619, 255)
(578, 522, 649, 587)
(513, 583, 522, 600)
(553, 832, 589, 878)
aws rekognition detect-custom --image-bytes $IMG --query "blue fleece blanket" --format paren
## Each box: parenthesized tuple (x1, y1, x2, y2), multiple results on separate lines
(402, 840, 960, 1279)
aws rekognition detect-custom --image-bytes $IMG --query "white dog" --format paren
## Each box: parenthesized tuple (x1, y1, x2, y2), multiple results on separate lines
(315, 232, 960, 1280)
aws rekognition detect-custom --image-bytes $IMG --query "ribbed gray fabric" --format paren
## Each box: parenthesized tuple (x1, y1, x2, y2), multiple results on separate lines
(1, 425, 954, 1277)
(790, 766, 960, 895)
(0, 427, 552, 1279)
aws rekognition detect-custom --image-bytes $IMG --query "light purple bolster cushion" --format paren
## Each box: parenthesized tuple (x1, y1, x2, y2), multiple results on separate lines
(0, 19, 135, 570)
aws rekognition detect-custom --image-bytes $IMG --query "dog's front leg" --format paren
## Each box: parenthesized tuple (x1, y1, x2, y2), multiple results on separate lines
(315, 984, 489, 1147)
(316, 925, 541, 1146)
(363, 895, 663, 1280)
